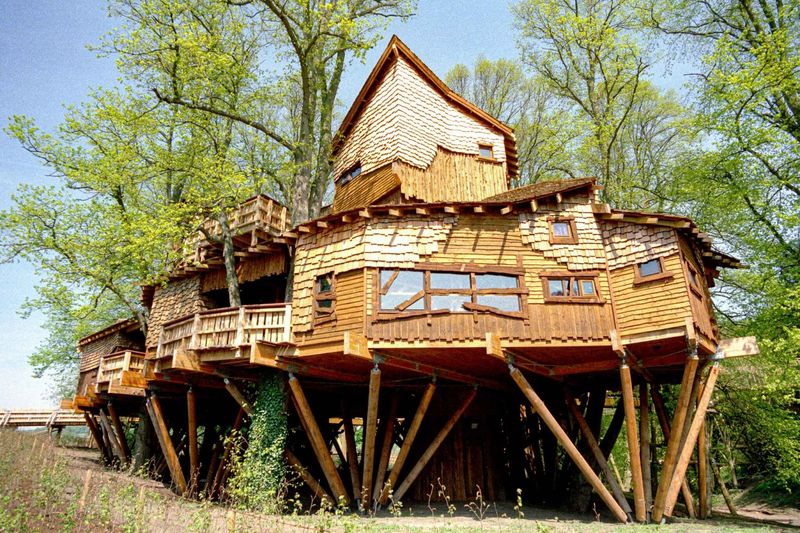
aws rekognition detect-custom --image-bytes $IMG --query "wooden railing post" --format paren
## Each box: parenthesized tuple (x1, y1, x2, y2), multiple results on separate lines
(156, 326, 165, 359)
(190, 313, 201, 350)
(283, 304, 292, 343)
(123, 351, 132, 373)
(235, 306, 246, 347)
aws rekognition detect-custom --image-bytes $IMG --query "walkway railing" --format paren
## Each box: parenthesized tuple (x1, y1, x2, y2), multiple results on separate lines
(97, 350, 146, 385)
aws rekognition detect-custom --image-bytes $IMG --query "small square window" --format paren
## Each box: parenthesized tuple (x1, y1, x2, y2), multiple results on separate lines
(548, 218, 578, 244)
(552, 222, 571, 237)
(638, 259, 663, 278)
(581, 280, 595, 296)
(478, 144, 494, 159)
(316, 274, 333, 294)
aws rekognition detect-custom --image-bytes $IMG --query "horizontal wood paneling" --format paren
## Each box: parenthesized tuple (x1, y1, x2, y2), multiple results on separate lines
(294, 268, 365, 347)
(679, 238, 718, 342)
(333, 164, 400, 212)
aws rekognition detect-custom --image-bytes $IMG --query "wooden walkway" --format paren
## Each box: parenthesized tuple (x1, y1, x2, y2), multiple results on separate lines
(0, 409, 86, 429)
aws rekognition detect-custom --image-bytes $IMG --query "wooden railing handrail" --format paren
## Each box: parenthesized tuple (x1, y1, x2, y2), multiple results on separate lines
(162, 303, 289, 327)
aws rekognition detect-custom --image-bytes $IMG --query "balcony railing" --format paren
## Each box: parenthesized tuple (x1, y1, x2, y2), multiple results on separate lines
(97, 350, 146, 385)
(156, 303, 292, 359)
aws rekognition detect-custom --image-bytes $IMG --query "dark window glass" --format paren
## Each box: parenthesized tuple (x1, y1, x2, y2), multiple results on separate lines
(431, 294, 470, 312)
(479, 144, 494, 158)
(318, 299, 333, 309)
(688, 267, 698, 286)
(430, 272, 470, 290)
(477, 295, 520, 311)
(552, 221, 572, 237)
(638, 259, 663, 277)
(316, 274, 332, 293)
(476, 273, 517, 289)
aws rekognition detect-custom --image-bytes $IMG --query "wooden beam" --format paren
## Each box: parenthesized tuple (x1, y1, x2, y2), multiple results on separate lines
(84, 412, 112, 465)
(224, 378, 253, 416)
(98, 409, 124, 464)
(698, 417, 709, 518)
(640, 384, 653, 521)
(380, 381, 436, 505)
(652, 356, 699, 521)
(620, 363, 646, 522)
(106, 402, 130, 464)
(187, 387, 200, 496)
(661, 363, 721, 521)
(284, 449, 333, 504)
(717, 336, 759, 358)
(510, 367, 628, 524)
(373, 395, 398, 504)
(288, 375, 350, 505)
(146, 393, 188, 495)
(564, 392, 632, 520)
(342, 405, 362, 507)
(209, 408, 245, 499)
(392, 388, 476, 502)
(651, 386, 696, 518)
(361, 367, 381, 509)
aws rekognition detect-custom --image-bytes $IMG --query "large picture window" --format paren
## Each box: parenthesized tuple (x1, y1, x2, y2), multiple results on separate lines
(377, 266, 527, 319)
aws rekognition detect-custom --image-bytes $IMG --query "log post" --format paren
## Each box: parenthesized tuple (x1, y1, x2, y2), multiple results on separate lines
(361, 366, 381, 509)
(662, 362, 721, 520)
(342, 404, 362, 507)
(652, 355, 698, 521)
(620, 361, 646, 522)
(379, 380, 436, 505)
(98, 408, 124, 464)
(223, 378, 253, 416)
(84, 412, 112, 465)
(564, 391, 633, 520)
(187, 387, 199, 496)
(698, 420, 709, 518)
(107, 402, 131, 464)
(209, 407, 245, 499)
(146, 392, 189, 495)
(284, 449, 333, 503)
(651, 385, 696, 518)
(373, 394, 398, 504)
(510, 366, 628, 524)
(640, 383, 653, 520)
(288, 375, 350, 505)
(711, 458, 737, 516)
(392, 387, 477, 503)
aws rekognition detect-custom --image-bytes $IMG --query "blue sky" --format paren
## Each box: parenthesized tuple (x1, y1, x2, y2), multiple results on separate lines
(0, 1, 689, 409)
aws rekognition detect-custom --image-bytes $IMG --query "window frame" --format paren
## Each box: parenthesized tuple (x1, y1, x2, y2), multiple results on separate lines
(313, 272, 336, 325)
(338, 163, 362, 186)
(477, 143, 495, 161)
(540, 270, 603, 304)
(374, 264, 528, 321)
(547, 216, 579, 245)
(633, 257, 673, 285)
(685, 263, 704, 298)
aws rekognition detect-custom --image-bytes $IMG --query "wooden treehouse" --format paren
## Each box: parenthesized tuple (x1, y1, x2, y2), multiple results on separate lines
(71, 36, 758, 523)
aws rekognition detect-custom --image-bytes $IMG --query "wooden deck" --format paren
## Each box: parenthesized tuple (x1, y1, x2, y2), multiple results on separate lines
(155, 303, 292, 364)
(95, 350, 147, 396)
(0, 409, 86, 428)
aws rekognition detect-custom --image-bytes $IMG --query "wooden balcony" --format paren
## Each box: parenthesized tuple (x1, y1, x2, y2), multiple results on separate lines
(156, 303, 292, 364)
(95, 350, 147, 396)
(183, 195, 291, 266)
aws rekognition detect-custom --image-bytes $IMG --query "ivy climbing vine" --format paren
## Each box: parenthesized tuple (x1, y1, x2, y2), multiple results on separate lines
(228, 372, 288, 512)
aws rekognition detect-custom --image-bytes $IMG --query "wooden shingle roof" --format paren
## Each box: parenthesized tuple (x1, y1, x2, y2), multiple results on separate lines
(484, 177, 597, 203)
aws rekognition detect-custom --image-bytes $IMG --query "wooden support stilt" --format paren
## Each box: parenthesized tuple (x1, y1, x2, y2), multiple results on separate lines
(373, 395, 398, 504)
(651, 385, 696, 518)
(392, 387, 477, 503)
(600, 399, 625, 458)
(698, 419, 709, 518)
(99, 409, 124, 463)
(204, 439, 222, 494)
(84, 412, 112, 464)
(662, 362, 721, 520)
(187, 387, 199, 496)
(288, 375, 350, 505)
(564, 391, 633, 520)
(640, 383, 653, 521)
(510, 366, 628, 524)
(284, 449, 333, 503)
(210, 407, 245, 499)
(223, 378, 253, 416)
(107, 402, 130, 464)
(711, 458, 737, 516)
(146, 393, 188, 495)
(380, 381, 436, 505)
(361, 366, 381, 509)
(620, 362, 646, 522)
(652, 356, 699, 521)
(342, 405, 362, 506)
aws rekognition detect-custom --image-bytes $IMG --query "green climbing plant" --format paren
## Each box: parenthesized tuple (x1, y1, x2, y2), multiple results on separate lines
(228, 373, 288, 512)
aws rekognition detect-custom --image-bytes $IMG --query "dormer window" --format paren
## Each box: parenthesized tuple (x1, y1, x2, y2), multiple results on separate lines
(478, 143, 494, 160)
(548, 216, 578, 245)
(339, 164, 362, 186)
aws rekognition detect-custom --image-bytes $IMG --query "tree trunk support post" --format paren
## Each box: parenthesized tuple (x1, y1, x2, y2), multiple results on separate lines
(380, 380, 436, 505)
(564, 391, 633, 521)
(620, 360, 646, 522)
(288, 374, 350, 506)
(107, 401, 131, 464)
(187, 386, 200, 496)
(661, 361, 721, 521)
(510, 365, 629, 524)
(373, 394, 398, 504)
(639, 383, 653, 521)
(98, 408, 124, 464)
(84, 412, 112, 465)
(361, 365, 381, 510)
(392, 387, 477, 503)
(652, 354, 699, 521)
(146, 392, 189, 496)
(223, 378, 253, 416)
(342, 403, 362, 507)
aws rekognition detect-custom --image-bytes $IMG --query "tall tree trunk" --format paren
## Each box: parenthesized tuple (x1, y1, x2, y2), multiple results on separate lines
(132, 400, 156, 473)
(217, 211, 241, 307)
